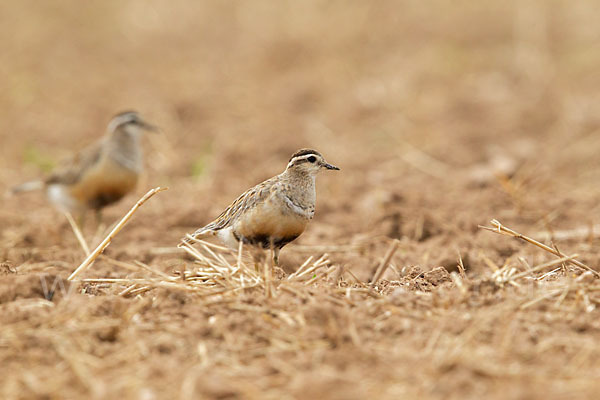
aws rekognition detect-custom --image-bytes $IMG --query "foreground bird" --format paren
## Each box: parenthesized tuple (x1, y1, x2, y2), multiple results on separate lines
(181, 149, 340, 265)
(10, 111, 157, 216)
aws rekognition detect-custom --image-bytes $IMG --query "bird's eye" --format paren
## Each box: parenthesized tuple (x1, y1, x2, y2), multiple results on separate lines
(307, 156, 317, 163)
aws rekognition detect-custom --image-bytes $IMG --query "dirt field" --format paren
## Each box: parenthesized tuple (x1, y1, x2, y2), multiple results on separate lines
(2, 1, 600, 399)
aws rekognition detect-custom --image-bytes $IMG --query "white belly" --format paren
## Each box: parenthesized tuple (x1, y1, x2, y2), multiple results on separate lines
(47, 184, 83, 213)
(216, 227, 240, 250)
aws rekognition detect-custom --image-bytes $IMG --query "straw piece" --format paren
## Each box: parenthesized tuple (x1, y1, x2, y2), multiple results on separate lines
(502, 255, 577, 283)
(68, 187, 168, 281)
(479, 219, 600, 277)
(64, 212, 90, 256)
(371, 240, 400, 284)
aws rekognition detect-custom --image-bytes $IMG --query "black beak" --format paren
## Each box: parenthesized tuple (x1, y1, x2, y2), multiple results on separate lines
(138, 119, 160, 133)
(323, 163, 340, 171)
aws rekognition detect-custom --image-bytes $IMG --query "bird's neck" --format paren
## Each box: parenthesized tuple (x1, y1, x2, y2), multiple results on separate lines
(280, 169, 316, 205)
(105, 128, 143, 172)
(282, 168, 316, 184)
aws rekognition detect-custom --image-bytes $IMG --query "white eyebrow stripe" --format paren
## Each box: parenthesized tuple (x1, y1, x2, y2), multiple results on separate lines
(287, 154, 319, 168)
(107, 113, 138, 133)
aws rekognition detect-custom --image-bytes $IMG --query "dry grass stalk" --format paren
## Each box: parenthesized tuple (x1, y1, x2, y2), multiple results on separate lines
(68, 187, 168, 281)
(81, 277, 238, 296)
(182, 234, 231, 251)
(520, 289, 564, 310)
(479, 251, 500, 272)
(304, 265, 335, 285)
(286, 256, 314, 280)
(117, 284, 139, 297)
(96, 256, 171, 281)
(64, 212, 90, 256)
(479, 219, 600, 278)
(292, 244, 364, 253)
(69, 206, 365, 307)
(106, 239, 335, 301)
(538, 267, 563, 281)
(371, 239, 400, 284)
(332, 265, 345, 284)
(456, 250, 467, 279)
(133, 260, 172, 280)
(277, 283, 308, 300)
(237, 240, 244, 273)
(180, 239, 262, 284)
(344, 268, 367, 287)
(496, 255, 576, 284)
(534, 224, 600, 242)
(287, 254, 330, 282)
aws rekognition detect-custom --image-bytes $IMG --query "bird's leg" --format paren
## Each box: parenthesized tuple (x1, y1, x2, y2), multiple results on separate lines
(95, 209, 104, 227)
(254, 257, 261, 273)
(267, 239, 279, 270)
(273, 247, 280, 267)
(77, 212, 86, 231)
(93, 209, 107, 245)
(249, 249, 262, 273)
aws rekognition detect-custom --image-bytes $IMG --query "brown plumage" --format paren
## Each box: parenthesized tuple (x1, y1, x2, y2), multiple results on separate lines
(10, 111, 157, 214)
(181, 148, 340, 265)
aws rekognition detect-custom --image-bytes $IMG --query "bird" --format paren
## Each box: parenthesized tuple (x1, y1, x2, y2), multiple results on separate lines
(181, 148, 340, 266)
(9, 111, 158, 219)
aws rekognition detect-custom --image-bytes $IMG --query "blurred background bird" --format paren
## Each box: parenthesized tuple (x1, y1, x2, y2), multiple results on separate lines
(9, 111, 158, 226)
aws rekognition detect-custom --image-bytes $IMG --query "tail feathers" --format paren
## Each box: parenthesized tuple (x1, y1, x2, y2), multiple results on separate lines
(7, 180, 44, 196)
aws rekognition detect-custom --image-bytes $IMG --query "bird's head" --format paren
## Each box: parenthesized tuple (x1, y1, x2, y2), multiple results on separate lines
(107, 111, 158, 137)
(285, 149, 340, 176)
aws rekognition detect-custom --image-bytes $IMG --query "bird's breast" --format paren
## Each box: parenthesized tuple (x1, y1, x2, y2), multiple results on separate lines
(234, 200, 308, 246)
(68, 157, 139, 209)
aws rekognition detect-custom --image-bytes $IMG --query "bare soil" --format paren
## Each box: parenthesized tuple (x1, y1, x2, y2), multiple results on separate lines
(2, 1, 600, 399)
